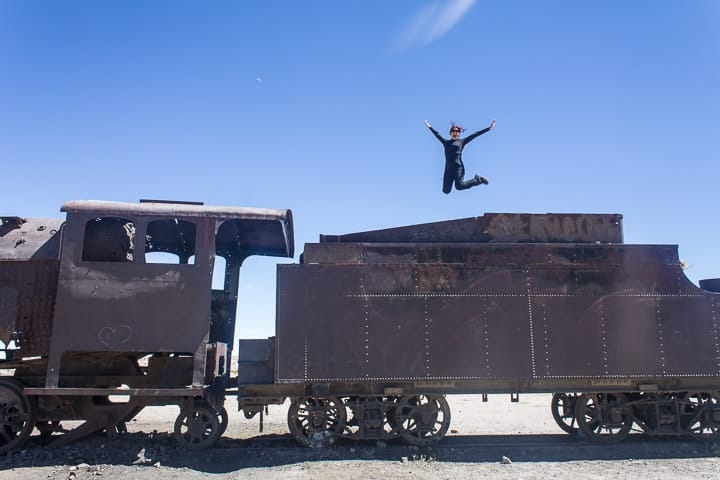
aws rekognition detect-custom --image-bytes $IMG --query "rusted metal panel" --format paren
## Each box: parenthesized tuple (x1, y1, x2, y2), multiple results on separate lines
(50, 213, 215, 357)
(0, 218, 63, 261)
(302, 242, 678, 267)
(0, 286, 18, 341)
(650, 296, 719, 376)
(0, 260, 58, 357)
(1, 215, 62, 357)
(277, 240, 720, 390)
(319, 213, 623, 245)
(237, 339, 275, 384)
(23, 387, 206, 396)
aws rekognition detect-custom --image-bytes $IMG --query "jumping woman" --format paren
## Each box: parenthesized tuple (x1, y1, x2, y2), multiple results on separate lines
(425, 119, 496, 194)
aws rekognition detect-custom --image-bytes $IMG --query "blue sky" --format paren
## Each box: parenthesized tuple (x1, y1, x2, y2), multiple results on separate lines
(2, 1, 719, 338)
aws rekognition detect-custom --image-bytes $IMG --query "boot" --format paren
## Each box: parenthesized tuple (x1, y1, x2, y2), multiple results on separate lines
(474, 175, 489, 185)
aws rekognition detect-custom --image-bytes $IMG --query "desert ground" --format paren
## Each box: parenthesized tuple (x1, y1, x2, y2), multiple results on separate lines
(1, 394, 719, 479)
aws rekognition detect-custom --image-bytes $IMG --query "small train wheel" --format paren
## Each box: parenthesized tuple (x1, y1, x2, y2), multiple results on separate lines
(287, 397, 346, 448)
(551, 393, 580, 435)
(0, 380, 36, 454)
(575, 393, 633, 444)
(173, 405, 221, 449)
(184, 401, 228, 437)
(680, 392, 720, 442)
(394, 394, 451, 446)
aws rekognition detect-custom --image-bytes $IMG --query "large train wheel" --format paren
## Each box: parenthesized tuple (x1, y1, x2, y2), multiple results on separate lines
(394, 394, 451, 446)
(551, 393, 580, 435)
(0, 380, 36, 454)
(680, 392, 720, 442)
(575, 393, 633, 444)
(287, 397, 346, 448)
(173, 405, 221, 449)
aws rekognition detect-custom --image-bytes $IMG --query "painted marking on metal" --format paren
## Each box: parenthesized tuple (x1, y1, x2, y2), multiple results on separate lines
(97, 325, 132, 347)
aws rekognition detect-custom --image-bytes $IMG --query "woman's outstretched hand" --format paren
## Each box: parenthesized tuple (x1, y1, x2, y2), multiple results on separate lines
(424, 120, 431, 128)
(489, 119, 496, 130)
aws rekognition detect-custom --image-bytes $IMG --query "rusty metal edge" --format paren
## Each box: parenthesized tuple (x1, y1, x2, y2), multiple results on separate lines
(24, 387, 207, 396)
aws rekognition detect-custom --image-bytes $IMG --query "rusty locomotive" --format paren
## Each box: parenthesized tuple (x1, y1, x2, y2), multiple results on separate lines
(1, 199, 719, 452)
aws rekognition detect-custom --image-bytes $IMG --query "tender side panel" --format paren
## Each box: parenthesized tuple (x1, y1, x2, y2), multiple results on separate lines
(428, 295, 532, 379)
(278, 243, 720, 390)
(277, 264, 536, 382)
(534, 296, 606, 378)
(363, 296, 426, 379)
(659, 296, 720, 376)
(276, 265, 368, 381)
(533, 261, 720, 380)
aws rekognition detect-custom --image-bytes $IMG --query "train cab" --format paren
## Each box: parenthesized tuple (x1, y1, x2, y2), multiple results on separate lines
(44, 199, 294, 389)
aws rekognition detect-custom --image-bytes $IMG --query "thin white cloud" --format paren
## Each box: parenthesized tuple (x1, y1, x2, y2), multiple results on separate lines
(393, 0, 476, 52)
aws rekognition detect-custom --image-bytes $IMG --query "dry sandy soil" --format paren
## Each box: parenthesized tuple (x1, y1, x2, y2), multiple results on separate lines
(1, 394, 719, 479)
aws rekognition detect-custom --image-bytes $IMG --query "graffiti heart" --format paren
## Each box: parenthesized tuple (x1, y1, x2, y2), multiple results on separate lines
(97, 325, 132, 347)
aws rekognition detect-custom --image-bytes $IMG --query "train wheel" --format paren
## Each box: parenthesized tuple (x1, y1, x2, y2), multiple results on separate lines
(185, 401, 228, 437)
(287, 397, 346, 448)
(394, 394, 451, 446)
(385, 396, 401, 435)
(217, 407, 229, 436)
(575, 393, 633, 443)
(0, 380, 36, 454)
(551, 393, 580, 435)
(173, 405, 221, 449)
(680, 392, 720, 442)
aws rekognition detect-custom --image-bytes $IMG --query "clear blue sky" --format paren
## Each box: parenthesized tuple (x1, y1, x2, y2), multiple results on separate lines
(2, 1, 719, 338)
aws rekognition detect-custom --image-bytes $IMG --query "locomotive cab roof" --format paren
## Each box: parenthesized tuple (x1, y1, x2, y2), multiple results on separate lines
(61, 199, 294, 259)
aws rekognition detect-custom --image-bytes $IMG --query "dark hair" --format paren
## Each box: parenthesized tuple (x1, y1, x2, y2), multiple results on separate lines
(449, 123, 466, 134)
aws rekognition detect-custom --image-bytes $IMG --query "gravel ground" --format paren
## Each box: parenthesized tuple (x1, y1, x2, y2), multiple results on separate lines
(1, 394, 719, 479)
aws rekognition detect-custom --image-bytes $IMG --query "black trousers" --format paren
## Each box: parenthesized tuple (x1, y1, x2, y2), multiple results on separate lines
(442, 163, 480, 194)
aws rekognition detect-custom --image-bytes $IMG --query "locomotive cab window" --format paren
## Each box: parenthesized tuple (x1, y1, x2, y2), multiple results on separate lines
(82, 217, 136, 262)
(145, 218, 197, 264)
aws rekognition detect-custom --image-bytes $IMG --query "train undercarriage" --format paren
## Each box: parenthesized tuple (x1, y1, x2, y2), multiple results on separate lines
(3, 373, 720, 452)
(285, 394, 451, 447)
(550, 391, 720, 443)
(248, 389, 720, 448)
(0, 352, 231, 453)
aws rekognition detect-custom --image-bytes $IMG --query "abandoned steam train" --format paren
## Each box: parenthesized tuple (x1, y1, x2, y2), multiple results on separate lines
(1, 199, 719, 453)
